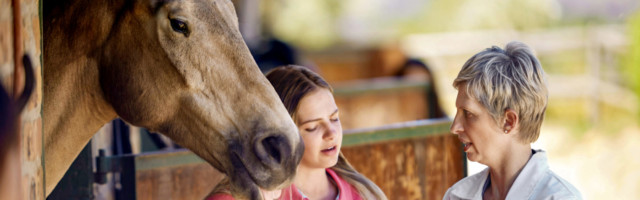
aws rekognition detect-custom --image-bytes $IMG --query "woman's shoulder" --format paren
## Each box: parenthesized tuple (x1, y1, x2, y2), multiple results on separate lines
(509, 168, 582, 199)
(509, 150, 582, 199)
(530, 170, 582, 199)
(326, 168, 363, 200)
(443, 167, 489, 200)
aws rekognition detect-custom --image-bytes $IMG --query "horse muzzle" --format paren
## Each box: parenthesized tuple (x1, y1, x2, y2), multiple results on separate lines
(227, 133, 304, 190)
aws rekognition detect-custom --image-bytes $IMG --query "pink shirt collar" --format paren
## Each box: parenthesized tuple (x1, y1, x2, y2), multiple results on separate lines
(280, 168, 362, 200)
(206, 168, 362, 200)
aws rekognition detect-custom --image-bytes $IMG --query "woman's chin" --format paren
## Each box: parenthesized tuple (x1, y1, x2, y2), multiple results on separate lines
(322, 156, 340, 168)
(466, 152, 479, 163)
(330, 156, 339, 166)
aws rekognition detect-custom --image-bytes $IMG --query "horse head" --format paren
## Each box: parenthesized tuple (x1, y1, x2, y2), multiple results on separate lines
(44, 0, 303, 198)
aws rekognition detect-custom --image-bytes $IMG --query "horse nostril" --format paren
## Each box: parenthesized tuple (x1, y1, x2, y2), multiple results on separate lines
(261, 136, 284, 164)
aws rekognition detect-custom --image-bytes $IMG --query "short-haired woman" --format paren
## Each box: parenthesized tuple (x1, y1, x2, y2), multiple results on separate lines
(443, 42, 582, 200)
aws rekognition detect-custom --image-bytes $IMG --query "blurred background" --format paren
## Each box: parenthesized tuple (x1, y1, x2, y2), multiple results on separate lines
(42, 0, 639, 199)
(3, 0, 638, 199)
(239, 0, 640, 199)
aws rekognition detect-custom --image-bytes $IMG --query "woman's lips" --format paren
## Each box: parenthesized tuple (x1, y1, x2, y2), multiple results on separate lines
(321, 146, 337, 155)
(463, 143, 473, 152)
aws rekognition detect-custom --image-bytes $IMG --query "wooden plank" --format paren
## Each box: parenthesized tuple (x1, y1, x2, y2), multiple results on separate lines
(129, 119, 461, 199)
(132, 150, 224, 200)
(136, 163, 224, 200)
(341, 134, 464, 200)
(110, 119, 450, 170)
(342, 118, 451, 146)
(1, 0, 45, 198)
(422, 133, 466, 199)
(333, 78, 432, 130)
(134, 150, 206, 171)
(342, 139, 422, 199)
(333, 78, 430, 97)
(305, 49, 372, 83)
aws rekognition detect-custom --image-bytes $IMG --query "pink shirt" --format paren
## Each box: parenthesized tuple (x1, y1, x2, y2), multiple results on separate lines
(208, 168, 362, 200)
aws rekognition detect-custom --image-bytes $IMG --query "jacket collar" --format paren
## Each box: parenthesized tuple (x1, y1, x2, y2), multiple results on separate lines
(505, 149, 548, 199)
(448, 149, 548, 200)
(448, 167, 489, 199)
(327, 168, 353, 200)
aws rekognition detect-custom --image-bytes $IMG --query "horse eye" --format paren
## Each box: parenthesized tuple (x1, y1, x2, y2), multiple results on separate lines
(170, 18, 190, 37)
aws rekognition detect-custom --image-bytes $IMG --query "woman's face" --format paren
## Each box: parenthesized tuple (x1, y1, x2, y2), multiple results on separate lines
(450, 84, 508, 166)
(295, 88, 342, 169)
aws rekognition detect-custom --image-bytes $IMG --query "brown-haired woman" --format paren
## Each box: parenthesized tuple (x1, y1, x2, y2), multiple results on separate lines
(208, 65, 387, 200)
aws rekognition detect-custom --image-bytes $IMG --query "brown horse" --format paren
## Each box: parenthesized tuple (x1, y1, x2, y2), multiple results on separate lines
(44, 0, 303, 199)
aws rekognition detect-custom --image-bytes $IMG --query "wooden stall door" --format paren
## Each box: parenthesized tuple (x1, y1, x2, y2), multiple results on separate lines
(0, 0, 43, 199)
(136, 164, 225, 200)
(342, 134, 465, 199)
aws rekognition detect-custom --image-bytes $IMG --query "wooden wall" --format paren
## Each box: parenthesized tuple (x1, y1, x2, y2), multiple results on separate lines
(306, 45, 409, 84)
(0, 0, 43, 199)
(136, 164, 224, 200)
(334, 83, 430, 130)
(305, 49, 374, 83)
(131, 120, 464, 200)
(342, 134, 465, 200)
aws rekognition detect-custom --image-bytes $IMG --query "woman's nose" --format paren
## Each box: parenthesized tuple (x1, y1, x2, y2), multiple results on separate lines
(450, 113, 463, 135)
(323, 123, 337, 140)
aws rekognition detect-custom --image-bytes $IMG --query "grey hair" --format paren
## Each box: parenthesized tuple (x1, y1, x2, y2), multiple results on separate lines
(453, 41, 548, 143)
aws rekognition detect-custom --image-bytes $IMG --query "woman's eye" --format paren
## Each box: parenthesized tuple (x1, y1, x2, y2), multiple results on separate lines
(170, 18, 190, 37)
(330, 118, 339, 122)
(463, 110, 472, 118)
(305, 127, 317, 132)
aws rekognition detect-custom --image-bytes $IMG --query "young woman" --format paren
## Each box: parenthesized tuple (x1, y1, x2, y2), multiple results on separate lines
(443, 42, 582, 200)
(209, 65, 387, 200)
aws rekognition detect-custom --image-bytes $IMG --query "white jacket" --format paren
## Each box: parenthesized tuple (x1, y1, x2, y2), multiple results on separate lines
(443, 150, 582, 200)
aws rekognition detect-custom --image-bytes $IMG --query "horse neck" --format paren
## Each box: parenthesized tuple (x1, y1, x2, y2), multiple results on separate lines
(43, 0, 123, 195)
(43, 59, 117, 195)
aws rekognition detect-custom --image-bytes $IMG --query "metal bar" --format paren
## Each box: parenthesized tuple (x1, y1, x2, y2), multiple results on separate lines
(333, 78, 430, 97)
(134, 150, 205, 171)
(12, 0, 22, 97)
(118, 156, 136, 200)
(96, 150, 206, 172)
(342, 118, 452, 147)
(39, 1, 44, 196)
(48, 141, 95, 199)
(95, 151, 124, 174)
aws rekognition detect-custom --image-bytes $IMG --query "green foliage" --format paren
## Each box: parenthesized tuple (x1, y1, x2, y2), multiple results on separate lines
(622, 11, 640, 120)
(538, 50, 587, 75)
(596, 102, 638, 136)
(545, 99, 591, 138)
(263, 0, 561, 50)
(262, 0, 342, 50)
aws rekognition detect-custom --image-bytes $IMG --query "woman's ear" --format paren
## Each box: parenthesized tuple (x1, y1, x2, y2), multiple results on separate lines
(503, 109, 518, 134)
